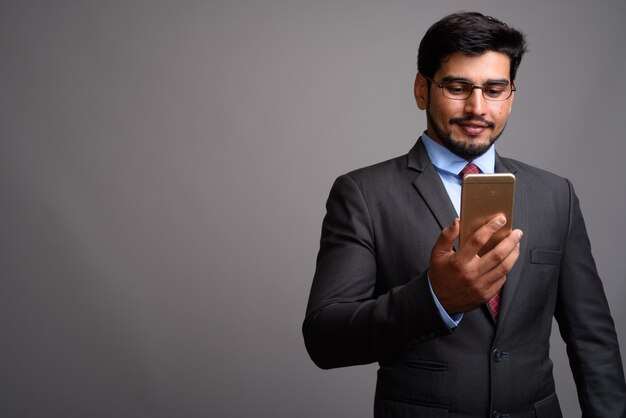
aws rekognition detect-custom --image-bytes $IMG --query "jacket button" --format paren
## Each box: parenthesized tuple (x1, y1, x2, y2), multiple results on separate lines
(492, 348, 509, 362)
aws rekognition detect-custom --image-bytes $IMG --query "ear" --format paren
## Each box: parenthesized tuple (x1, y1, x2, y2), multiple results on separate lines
(414, 73, 428, 110)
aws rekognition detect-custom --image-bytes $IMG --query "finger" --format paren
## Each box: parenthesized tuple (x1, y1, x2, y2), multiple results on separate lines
(432, 218, 460, 256)
(477, 230, 523, 280)
(484, 275, 507, 300)
(458, 215, 507, 260)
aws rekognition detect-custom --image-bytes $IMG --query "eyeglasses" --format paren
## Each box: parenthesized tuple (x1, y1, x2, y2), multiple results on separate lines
(425, 76, 516, 101)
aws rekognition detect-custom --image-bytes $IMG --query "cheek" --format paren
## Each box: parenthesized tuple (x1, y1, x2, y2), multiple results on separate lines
(504, 102, 513, 116)
(497, 105, 512, 119)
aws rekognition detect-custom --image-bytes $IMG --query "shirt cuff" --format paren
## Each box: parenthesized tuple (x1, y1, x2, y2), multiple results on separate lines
(428, 274, 463, 329)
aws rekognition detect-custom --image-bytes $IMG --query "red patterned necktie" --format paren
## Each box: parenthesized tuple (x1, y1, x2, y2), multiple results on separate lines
(459, 162, 480, 177)
(459, 163, 502, 320)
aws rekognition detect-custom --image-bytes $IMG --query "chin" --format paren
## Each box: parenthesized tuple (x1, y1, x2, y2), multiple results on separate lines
(444, 136, 495, 159)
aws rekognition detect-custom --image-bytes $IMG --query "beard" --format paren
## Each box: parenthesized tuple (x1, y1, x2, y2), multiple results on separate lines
(426, 109, 506, 160)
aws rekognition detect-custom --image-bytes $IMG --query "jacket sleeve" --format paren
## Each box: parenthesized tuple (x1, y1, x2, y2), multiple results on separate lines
(303, 174, 452, 370)
(554, 179, 626, 417)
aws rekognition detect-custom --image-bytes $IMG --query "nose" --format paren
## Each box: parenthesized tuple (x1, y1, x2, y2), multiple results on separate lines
(464, 87, 487, 115)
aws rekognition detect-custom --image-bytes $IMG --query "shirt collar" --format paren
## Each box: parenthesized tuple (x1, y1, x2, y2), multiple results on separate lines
(420, 132, 495, 176)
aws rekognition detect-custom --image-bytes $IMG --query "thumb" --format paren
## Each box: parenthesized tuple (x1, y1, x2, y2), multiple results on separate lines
(432, 218, 460, 256)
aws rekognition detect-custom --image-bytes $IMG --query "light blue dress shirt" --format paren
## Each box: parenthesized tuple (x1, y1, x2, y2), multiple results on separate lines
(420, 133, 496, 328)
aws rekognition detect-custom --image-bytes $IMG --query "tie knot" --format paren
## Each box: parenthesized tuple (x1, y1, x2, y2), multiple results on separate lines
(459, 163, 481, 178)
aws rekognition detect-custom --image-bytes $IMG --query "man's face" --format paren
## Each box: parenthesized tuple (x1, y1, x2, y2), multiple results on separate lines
(415, 51, 515, 160)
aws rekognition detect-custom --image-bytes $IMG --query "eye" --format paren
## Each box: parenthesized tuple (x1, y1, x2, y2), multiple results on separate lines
(444, 82, 471, 96)
(484, 84, 508, 98)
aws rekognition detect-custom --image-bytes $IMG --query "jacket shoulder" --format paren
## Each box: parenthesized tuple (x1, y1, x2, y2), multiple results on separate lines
(500, 156, 570, 189)
(336, 153, 416, 192)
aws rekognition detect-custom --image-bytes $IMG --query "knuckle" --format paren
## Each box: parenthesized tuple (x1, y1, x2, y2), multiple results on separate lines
(491, 251, 506, 264)
(495, 263, 510, 277)
(502, 258, 515, 272)
(478, 288, 491, 303)
(465, 271, 483, 288)
(449, 258, 464, 274)
(467, 234, 484, 248)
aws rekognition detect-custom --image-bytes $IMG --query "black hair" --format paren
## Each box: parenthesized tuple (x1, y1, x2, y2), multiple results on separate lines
(418, 12, 527, 81)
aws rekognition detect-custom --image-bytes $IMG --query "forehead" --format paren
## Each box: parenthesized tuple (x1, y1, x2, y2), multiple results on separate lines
(436, 51, 512, 81)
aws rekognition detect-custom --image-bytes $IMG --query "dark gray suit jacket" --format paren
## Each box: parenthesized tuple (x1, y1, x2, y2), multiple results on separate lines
(303, 139, 626, 417)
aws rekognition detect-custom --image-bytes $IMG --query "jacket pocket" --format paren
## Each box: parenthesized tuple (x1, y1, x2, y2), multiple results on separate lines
(534, 392, 563, 418)
(400, 359, 447, 372)
(374, 397, 449, 418)
(530, 249, 562, 265)
(376, 361, 448, 412)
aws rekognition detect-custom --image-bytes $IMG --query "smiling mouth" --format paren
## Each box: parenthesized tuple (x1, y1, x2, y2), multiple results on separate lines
(451, 117, 495, 136)
(459, 124, 487, 136)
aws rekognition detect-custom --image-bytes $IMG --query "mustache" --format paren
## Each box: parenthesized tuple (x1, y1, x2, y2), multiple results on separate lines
(450, 116, 495, 128)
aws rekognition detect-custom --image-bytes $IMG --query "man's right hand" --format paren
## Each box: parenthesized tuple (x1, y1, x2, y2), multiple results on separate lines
(428, 216, 523, 315)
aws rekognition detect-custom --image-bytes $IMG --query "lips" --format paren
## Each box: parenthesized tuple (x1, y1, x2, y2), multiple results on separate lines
(458, 121, 488, 136)
(451, 117, 495, 136)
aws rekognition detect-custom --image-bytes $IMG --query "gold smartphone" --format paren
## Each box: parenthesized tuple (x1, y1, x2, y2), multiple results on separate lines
(459, 173, 515, 256)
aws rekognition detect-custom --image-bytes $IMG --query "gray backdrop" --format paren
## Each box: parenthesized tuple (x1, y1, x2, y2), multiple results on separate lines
(2, 0, 625, 417)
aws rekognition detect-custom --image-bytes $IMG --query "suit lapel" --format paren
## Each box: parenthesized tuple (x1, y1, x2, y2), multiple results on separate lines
(408, 140, 529, 329)
(407, 140, 458, 232)
(493, 155, 529, 330)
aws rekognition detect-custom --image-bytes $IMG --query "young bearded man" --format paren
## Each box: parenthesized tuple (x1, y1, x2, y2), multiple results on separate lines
(303, 11, 626, 418)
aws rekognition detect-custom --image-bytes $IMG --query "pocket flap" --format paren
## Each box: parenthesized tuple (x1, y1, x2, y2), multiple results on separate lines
(530, 249, 562, 265)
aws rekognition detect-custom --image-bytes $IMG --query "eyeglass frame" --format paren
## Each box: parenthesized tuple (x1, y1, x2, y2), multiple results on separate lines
(424, 75, 516, 101)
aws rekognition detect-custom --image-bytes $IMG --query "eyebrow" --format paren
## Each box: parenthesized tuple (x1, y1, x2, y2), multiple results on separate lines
(441, 76, 511, 85)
